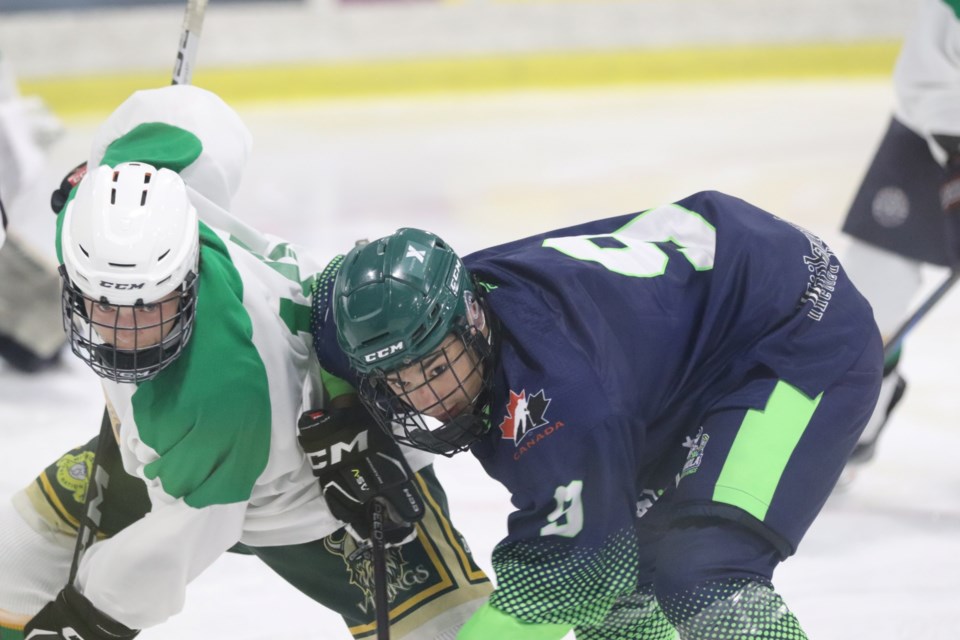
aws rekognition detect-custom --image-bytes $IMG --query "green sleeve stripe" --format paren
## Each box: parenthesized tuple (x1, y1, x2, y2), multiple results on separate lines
(135, 223, 271, 508)
(320, 368, 355, 401)
(944, 0, 960, 20)
(100, 122, 203, 173)
(712, 380, 822, 522)
(54, 197, 68, 264)
(458, 603, 573, 640)
(279, 297, 313, 335)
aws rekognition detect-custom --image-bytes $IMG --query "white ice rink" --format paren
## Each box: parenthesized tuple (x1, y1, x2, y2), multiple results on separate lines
(2, 80, 959, 639)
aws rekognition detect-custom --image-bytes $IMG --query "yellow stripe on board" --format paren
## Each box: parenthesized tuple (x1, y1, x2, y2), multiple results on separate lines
(21, 41, 899, 117)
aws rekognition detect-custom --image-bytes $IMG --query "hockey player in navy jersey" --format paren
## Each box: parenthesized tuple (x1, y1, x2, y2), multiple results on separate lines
(312, 191, 884, 639)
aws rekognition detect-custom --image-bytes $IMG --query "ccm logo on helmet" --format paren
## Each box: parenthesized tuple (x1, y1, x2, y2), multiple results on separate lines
(364, 341, 405, 363)
(100, 280, 146, 290)
(448, 260, 462, 293)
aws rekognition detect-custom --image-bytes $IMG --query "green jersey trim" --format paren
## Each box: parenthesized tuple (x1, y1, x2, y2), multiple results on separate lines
(100, 122, 204, 173)
(712, 380, 822, 522)
(132, 222, 271, 508)
(489, 527, 639, 627)
(279, 297, 312, 335)
(458, 603, 571, 640)
(944, 0, 960, 20)
(320, 368, 355, 401)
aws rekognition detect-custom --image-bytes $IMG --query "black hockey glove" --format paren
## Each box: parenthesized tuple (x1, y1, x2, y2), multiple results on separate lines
(933, 134, 960, 266)
(297, 405, 425, 546)
(24, 584, 140, 640)
(50, 161, 88, 215)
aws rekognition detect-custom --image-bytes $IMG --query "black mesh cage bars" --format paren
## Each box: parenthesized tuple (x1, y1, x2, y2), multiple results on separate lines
(59, 266, 198, 383)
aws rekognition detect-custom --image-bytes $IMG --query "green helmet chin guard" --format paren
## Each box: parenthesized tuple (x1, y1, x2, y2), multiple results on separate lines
(334, 228, 472, 374)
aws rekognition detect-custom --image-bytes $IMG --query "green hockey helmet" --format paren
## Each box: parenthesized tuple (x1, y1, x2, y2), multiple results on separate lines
(334, 228, 473, 374)
(333, 228, 495, 455)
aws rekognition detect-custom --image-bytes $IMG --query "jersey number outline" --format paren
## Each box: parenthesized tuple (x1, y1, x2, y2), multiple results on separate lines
(231, 235, 315, 335)
(540, 480, 584, 538)
(542, 204, 716, 277)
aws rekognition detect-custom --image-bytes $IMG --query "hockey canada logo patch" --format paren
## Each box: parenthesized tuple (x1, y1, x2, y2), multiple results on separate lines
(499, 388, 568, 458)
(499, 389, 550, 444)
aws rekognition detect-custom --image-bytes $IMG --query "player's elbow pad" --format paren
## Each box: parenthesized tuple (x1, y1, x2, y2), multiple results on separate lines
(457, 602, 572, 640)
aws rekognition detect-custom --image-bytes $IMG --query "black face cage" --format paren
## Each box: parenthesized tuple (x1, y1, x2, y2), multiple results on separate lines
(60, 268, 199, 384)
(358, 320, 497, 456)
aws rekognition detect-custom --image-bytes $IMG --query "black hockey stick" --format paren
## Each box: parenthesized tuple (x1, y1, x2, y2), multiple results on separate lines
(67, 411, 114, 586)
(369, 500, 391, 640)
(0, 185, 7, 249)
(882, 269, 960, 360)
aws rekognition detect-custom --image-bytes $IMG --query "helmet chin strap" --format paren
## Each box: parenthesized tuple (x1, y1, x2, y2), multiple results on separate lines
(94, 342, 166, 373)
(96, 311, 190, 374)
(407, 413, 489, 456)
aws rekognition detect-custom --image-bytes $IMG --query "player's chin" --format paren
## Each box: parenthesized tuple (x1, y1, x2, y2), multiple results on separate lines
(431, 404, 466, 423)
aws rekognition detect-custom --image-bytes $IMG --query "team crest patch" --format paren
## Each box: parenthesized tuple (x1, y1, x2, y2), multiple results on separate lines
(499, 389, 551, 446)
(56, 451, 95, 503)
(324, 530, 429, 614)
(679, 427, 709, 480)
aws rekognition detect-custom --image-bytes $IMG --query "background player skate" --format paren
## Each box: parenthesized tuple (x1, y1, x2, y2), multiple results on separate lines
(840, 0, 960, 466)
(0, 84, 490, 640)
(312, 192, 883, 638)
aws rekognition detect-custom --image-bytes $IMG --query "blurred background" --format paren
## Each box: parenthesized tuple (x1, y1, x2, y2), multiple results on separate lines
(3, 1, 958, 639)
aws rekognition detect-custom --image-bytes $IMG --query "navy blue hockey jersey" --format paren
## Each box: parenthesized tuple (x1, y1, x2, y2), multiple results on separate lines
(312, 191, 881, 629)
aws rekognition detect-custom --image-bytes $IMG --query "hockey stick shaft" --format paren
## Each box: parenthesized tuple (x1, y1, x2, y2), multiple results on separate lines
(883, 269, 960, 360)
(67, 410, 114, 586)
(369, 500, 391, 640)
(0, 185, 7, 249)
(172, 0, 209, 86)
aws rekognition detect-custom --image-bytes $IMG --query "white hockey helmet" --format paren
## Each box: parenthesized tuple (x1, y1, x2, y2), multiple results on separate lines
(60, 162, 200, 382)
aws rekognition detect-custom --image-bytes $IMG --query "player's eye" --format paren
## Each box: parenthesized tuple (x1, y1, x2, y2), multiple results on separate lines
(96, 302, 117, 314)
(138, 303, 158, 313)
(427, 363, 449, 379)
(387, 377, 409, 393)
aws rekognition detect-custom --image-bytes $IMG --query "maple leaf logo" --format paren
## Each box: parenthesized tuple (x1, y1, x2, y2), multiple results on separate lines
(498, 389, 551, 445)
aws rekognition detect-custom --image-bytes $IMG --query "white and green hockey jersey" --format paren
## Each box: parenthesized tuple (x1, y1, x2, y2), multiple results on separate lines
(53, 85, 432, 629)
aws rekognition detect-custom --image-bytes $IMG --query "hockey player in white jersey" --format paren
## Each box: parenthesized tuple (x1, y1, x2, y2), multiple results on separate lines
(840, 0, 960, 466)
(0, 85, 490, 640)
